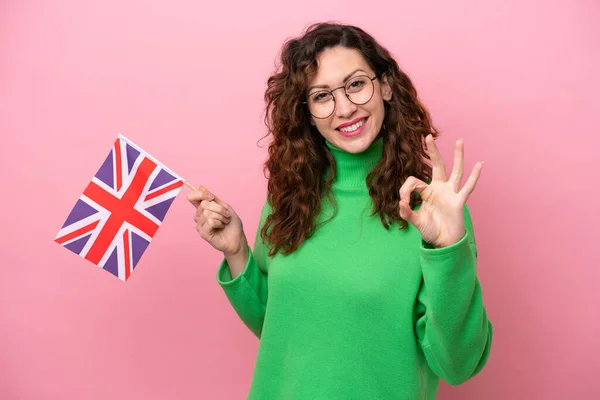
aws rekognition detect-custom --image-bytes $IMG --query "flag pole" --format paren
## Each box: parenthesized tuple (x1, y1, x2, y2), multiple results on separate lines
(184, 181, 196, 191)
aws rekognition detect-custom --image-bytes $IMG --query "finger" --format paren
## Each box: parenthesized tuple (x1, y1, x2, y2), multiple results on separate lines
(399, 199, 420, 226)
(200, 200, 232, 217)
(426, 134, 447, 182)
(450, 139, 464, 192)
(200, 208, 230, 225)
(459, 161, 483, 203)
(399, 176, 428, 204)
(194, 209, 207, 225)
(195, 202, 231, 224)
(211, 196, 234, 215)
(186, 185, 215, 207)
(200, 218, 225, 235)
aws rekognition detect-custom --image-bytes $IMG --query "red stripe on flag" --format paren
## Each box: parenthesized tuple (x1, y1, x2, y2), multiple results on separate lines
(55, 220, 100, 244)
(123, 229, 131, 280)
(115, 139, 122, 191)
(124, 157, 156, 198)
(144, 180, 183, 201)
(85, 211, 126, 264)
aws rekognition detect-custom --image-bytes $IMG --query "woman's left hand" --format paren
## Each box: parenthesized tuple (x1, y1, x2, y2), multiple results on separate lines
(399, 135, 483, 248)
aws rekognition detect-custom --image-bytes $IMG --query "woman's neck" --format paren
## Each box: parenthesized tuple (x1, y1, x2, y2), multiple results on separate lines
(325, 136, 384, 188)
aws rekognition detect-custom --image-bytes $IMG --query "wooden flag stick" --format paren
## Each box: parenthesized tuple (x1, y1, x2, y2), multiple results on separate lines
(184, 181, 196, 191)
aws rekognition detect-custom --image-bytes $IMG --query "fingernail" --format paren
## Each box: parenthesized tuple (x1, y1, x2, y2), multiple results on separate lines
(208, 194, 215, 200)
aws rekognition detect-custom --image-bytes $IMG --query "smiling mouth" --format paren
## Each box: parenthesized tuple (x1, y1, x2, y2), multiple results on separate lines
(336, 117, 367, 133)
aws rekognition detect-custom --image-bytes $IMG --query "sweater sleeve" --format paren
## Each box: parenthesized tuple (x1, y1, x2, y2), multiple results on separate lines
(414, 203, 493, 386)
(216, 200, 271, 338)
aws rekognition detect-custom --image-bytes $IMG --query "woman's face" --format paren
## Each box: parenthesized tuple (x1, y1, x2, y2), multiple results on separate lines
(306, 46, 392, 154)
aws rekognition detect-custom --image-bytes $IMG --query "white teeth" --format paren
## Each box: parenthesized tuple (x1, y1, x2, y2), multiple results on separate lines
(339, 119, 365, 133)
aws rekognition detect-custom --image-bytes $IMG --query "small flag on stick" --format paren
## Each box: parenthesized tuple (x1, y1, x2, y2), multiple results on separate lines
(55, 134, 188, 281)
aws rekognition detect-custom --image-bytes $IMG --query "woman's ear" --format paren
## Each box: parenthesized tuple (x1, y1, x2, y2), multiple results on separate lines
(380, 74, 393, 101)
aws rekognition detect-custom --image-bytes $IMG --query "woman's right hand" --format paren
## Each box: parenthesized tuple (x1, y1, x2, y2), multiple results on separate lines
(187, 186, 248, 258)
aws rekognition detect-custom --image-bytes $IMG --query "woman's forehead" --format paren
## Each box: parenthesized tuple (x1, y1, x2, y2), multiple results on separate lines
(309, 47, 373, 87)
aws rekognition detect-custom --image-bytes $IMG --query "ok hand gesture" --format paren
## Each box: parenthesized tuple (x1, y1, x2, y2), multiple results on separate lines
(399, 135, 483, 248)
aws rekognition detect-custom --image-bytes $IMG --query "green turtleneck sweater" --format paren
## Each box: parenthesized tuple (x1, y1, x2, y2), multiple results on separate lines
(216, 137, 493, 399)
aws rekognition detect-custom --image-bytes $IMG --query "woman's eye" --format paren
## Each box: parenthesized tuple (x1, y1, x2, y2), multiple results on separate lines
(314, 93, 330, 102)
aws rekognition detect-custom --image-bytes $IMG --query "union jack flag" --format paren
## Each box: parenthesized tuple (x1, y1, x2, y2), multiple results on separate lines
(55, 134, 184, 281)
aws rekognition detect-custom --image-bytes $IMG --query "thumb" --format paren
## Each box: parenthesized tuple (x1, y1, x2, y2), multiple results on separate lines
(186, 185, 215, 207)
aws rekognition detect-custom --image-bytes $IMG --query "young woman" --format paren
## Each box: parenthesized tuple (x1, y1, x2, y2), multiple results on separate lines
(188, 22, 493, 400)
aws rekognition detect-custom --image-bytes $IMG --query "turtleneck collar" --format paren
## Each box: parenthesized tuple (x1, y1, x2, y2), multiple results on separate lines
(325, 136, 384, 188)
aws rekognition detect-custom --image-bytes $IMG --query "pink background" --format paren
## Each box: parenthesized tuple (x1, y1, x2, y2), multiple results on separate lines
(1, 0, 599, 399)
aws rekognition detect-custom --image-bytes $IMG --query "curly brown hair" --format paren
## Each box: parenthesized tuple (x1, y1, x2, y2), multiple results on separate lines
(261, 22, 439, 256)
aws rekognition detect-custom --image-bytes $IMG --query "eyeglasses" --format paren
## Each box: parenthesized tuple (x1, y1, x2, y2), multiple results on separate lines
(304, 75, 378, 119)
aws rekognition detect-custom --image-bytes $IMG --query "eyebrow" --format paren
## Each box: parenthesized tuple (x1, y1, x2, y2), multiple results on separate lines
(307, 69, 366, 93)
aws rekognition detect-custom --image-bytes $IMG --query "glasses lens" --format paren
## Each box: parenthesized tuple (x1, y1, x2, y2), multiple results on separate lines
(308, 91, 334, 118)
(346, 76, 374, 105)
